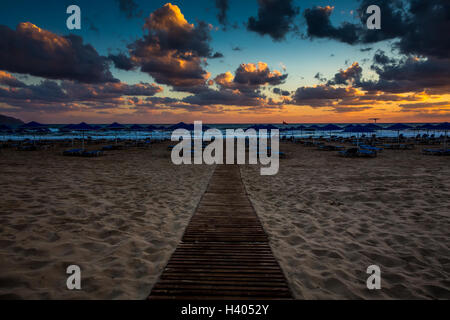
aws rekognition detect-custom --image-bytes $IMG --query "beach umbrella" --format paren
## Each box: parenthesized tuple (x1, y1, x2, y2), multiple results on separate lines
(72, 122, 94, 149)
(19, 121, 48, 144)
(106, 122, 126, 144)
(167, 122, 195, 131)
(363, 123, 382, 138)
(387, 123, 412, 142)
(416, 123, 436, 136)
(364, 123, 382, 130)
(60, 124, 76, 132)
(60, 124, 77, 145)
(129, 124, 146, 145)
(295, 125, 307, 138)
(321, 124, 342, 139)
(145, 124, 160, 140)
(434, 122, 450, 150)
(343, 125, 374, 147)
(322, 124, 342, 131)
(146, 125, 159, 131)
(0, 124, 12, 142)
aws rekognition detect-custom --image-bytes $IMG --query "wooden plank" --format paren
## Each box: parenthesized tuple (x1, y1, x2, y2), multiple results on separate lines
(148, 165, 292, 300)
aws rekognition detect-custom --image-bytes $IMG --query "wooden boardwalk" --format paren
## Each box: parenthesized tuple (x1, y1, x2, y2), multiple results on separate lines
(148, 165, 292, 299)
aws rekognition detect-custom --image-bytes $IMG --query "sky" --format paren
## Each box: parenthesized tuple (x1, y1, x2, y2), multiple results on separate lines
(0, 0, 448, 124)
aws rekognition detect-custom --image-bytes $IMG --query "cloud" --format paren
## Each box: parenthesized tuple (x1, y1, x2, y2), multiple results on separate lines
(115, 0, 141, 19)
(293, 85, 360, 105)
(117, 3, 217, 93)
(108, 53, 136, 71)
(398, 101, 450, 112)
(332, 106, 373, 113)
(327, 62, 363, 86)
(0, 22, 117, 83)
(273, 87, 290, 96)
(0, 71, 26, 87)
(0, 77, 162, 112)
(232, 62, 288, 87)
(215, 0, 229, 27)
(304, 6, 360, 44)
(304, 0, 449, 60)
(182, 61, 287, 108)
(363, 54, 450, 94)
(247, 0, 300, 41)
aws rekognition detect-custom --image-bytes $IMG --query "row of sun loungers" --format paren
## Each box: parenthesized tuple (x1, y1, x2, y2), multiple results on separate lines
(62, 149, 104, 157)
(339, 148, 377, 158)
(422, 149, 450, 156)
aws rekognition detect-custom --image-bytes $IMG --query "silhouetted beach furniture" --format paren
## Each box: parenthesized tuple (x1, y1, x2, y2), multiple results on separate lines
(105, 122, 126, 144)
(71, 122, 95, 149)
(360, 144, 383, 152)
(434, 122, 450, 151)
(343, 125, 375, 147)
(101, 144, 124, 151)
(18, 121, 49, 145)
(422, 148, 450, 156)
(63, 148, 83, 156)
(339, 147, 377, 158)
(63, 148, 103, 157)
(317, 144, 345, 151)
(382, 143, 414, 150)
(387, 123, 413, 143)
(17, 145, 38, 151)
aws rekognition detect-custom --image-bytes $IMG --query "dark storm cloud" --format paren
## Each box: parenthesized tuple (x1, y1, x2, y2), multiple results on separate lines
(0, 23, 117, 83)
(215, 0, 229, 27)
(108, 53, 136, 71)
(362, 53, 450, 93)
(247, 0, 300, 41)
(273, 88, 290, 96)
(0, 71, 26, 87)
(396, 0, 450, 59)
(304, 0, 449, 60)
(304, 6, 360, 44)
(115, 0, 142, 18)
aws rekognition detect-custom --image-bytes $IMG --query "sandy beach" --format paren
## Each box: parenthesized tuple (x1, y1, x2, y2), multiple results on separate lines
(241, 142, 450, 299)
(0, 141, 449, 299)
(0, 142, 214, 299)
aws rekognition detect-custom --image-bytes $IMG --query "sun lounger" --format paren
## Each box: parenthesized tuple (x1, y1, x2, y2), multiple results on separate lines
(339, 148, 377, 158)
(422, 148, 450, 156)
(17, 145, 38, 151)
(360, 145, 383, 152)
(82, 150, 103, 157)
(63, 148, 83, 156)
(318, 145, 345, 151)
(102, 145, 124, 151)
(357, 149, 377, 157)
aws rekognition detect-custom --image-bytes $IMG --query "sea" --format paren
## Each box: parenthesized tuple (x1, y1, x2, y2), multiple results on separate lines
(0, 123, 447, 141)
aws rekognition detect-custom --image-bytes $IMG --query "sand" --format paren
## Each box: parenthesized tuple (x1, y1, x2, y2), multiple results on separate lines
(240, 142, 450, 299)
(1, 140, 449, 299)
(0, 142, 214, 299)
